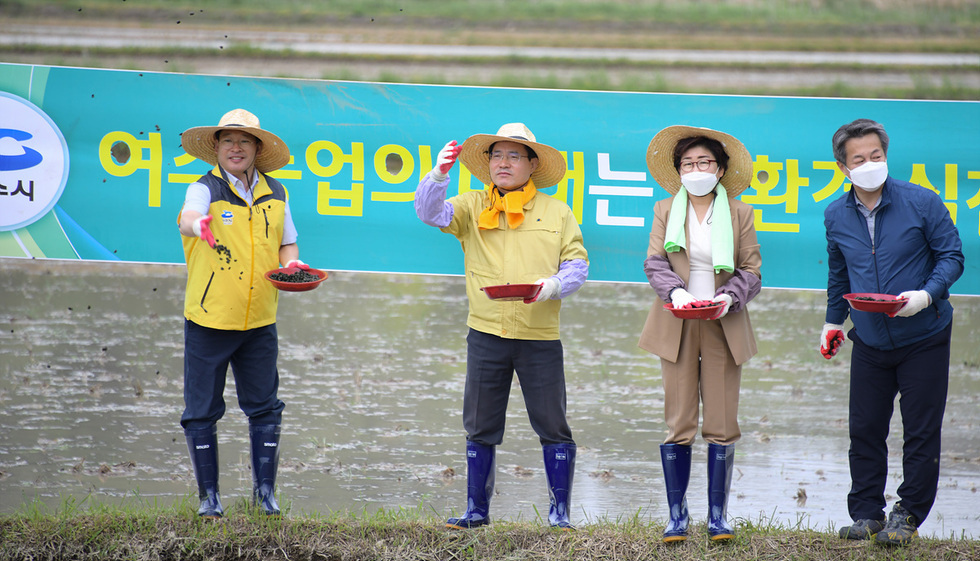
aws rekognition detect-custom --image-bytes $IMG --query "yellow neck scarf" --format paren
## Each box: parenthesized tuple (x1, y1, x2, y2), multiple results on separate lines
(478, 181, 538, 230)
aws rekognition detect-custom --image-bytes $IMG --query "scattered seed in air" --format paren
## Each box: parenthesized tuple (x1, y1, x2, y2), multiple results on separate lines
(214, 243, 233, 264)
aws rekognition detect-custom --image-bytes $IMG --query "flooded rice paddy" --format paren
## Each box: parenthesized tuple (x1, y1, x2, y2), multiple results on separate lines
(1, 259, 978, 538)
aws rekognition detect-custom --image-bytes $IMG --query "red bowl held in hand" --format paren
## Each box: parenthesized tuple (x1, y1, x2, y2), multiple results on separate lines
(265, 267, 328, 292)
(480, 283, 542, 302)
(663, 300, 724, 320)
(843, 293, 907, 314)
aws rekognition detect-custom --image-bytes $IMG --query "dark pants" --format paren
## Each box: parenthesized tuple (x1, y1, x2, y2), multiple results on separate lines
(463, 329, 573, 446)
(181, 320, 285, 431)
(846, 321, 952, 525)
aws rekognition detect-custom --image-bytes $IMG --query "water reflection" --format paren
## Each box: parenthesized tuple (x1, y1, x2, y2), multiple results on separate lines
(1, 259, 977, 538)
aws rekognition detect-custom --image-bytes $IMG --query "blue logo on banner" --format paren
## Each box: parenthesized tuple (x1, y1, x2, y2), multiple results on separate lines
(0, 128, 43, 171)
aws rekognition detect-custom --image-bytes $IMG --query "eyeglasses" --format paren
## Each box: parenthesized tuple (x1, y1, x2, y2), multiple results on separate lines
(489, 151, 529, 164)
(679, 159, 717, 173)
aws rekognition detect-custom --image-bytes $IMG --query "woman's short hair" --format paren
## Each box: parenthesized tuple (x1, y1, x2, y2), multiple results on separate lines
(832, 119, 889, 163)
(672, 136, 729, 172)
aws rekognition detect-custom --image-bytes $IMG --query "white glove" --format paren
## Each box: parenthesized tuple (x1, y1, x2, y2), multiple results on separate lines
(710, 293, 733, 319)
(429, 140, 461, 182)
(528, 277, 561, 303)
(284, 259, 309, 271)
(893, 290, 931, 318)
(820, 323, 845, 359)
(669, 287, 697, 309)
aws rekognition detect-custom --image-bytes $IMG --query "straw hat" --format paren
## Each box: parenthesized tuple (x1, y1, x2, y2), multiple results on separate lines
(646, 125, 754, 197)
(458, 123, 567, 188)
(181, 109, 290, 173)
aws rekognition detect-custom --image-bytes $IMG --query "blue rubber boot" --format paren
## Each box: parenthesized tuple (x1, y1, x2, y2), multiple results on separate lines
(660, 443, 692, 543)
(249, 424, 282, 516)
(707, 443, 735, 541)
(446, 441, 495, 529)
(543, 443, 576, 530)
(185, 425, 223, 519)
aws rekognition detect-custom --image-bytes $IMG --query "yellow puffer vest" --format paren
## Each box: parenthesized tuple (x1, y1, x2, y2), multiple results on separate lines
(180, 167, 287, 331)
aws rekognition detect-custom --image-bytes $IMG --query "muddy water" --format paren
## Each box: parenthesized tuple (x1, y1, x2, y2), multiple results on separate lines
(1, 259, 978, 538)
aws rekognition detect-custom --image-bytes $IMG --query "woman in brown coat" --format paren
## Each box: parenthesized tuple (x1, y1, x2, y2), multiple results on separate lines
(637, 126, 761, 543)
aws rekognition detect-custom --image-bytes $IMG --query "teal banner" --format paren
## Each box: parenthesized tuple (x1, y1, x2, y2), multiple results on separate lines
(1, 63, 977, 293)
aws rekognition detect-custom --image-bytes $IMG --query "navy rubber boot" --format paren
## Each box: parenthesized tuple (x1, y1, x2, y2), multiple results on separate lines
(707, 443, 735, 541)
(249, 424, 282, 516)
(185, 425, 223, 519)
(543, 443, 576, 530)
(446, 441, 495, 529)
(660, 443, 692, 543)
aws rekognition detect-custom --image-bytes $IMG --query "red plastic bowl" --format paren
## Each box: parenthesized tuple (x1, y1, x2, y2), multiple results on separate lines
(663, 300, 724, 320)
(480, 283, 542, 302)
(844, 293, 907, 314)
(265, 267, 328, 292)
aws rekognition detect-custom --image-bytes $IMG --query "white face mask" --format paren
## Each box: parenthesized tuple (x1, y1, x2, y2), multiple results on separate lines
(680, 171, 719, 197)
(847, 160, 888, 192)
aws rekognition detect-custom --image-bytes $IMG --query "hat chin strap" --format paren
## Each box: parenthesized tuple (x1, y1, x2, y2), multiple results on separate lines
(218, 164, 258, 191)
(494, 180, 530, 194)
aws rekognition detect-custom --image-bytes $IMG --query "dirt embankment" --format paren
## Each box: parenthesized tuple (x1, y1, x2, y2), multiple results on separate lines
(2, 8, 978, 97)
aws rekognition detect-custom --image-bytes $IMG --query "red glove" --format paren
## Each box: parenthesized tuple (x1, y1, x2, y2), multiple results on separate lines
(284, 259, 310, 271)
(820, 323, 845, 359)
(430, 140, 462, 180)
(193, 215, 216, 248)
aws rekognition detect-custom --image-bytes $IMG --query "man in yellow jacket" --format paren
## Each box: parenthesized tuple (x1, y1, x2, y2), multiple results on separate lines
(415, 123, 588, 530)
(177, 109, 305, 519)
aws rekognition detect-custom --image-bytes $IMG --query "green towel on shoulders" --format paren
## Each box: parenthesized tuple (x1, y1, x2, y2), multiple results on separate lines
(663, 184, 735, 274)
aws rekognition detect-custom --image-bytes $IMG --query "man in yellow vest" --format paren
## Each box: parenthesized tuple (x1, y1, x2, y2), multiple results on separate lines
(415, 123, 588, 530)
(177, 109, 305, 518)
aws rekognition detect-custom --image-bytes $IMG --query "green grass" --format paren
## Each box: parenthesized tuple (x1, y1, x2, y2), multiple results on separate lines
(3, 43, 977, 100)
(3, 0, 977, 101)
(6, 0, 980, 28)
(1, 495, 977, 560)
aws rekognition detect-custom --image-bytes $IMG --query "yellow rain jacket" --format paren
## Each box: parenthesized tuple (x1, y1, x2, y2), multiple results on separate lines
(443, 189, 588, 340)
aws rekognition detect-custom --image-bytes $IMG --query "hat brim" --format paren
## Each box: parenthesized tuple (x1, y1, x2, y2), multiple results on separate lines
(646, 126, 753, 197)
(181, 125, 290, 173)
(458, 133, 566, 189)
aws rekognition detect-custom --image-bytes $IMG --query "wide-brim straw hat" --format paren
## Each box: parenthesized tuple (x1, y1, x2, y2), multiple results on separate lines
(646, 125, 753, 197)
(181, 108, 290, 173)
(458, 123, 566, 188)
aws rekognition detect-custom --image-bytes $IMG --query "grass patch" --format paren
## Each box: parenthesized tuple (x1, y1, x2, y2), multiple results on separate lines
(0, 496, 977, 560)
(3, 44, 977, 100)
(6, 0, 980, 29)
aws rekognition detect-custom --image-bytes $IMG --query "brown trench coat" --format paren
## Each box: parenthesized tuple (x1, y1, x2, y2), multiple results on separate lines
(637, 196, 761, 366)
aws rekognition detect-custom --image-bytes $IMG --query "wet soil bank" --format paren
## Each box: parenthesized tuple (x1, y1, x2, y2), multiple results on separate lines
(1, 259, 978, 539)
